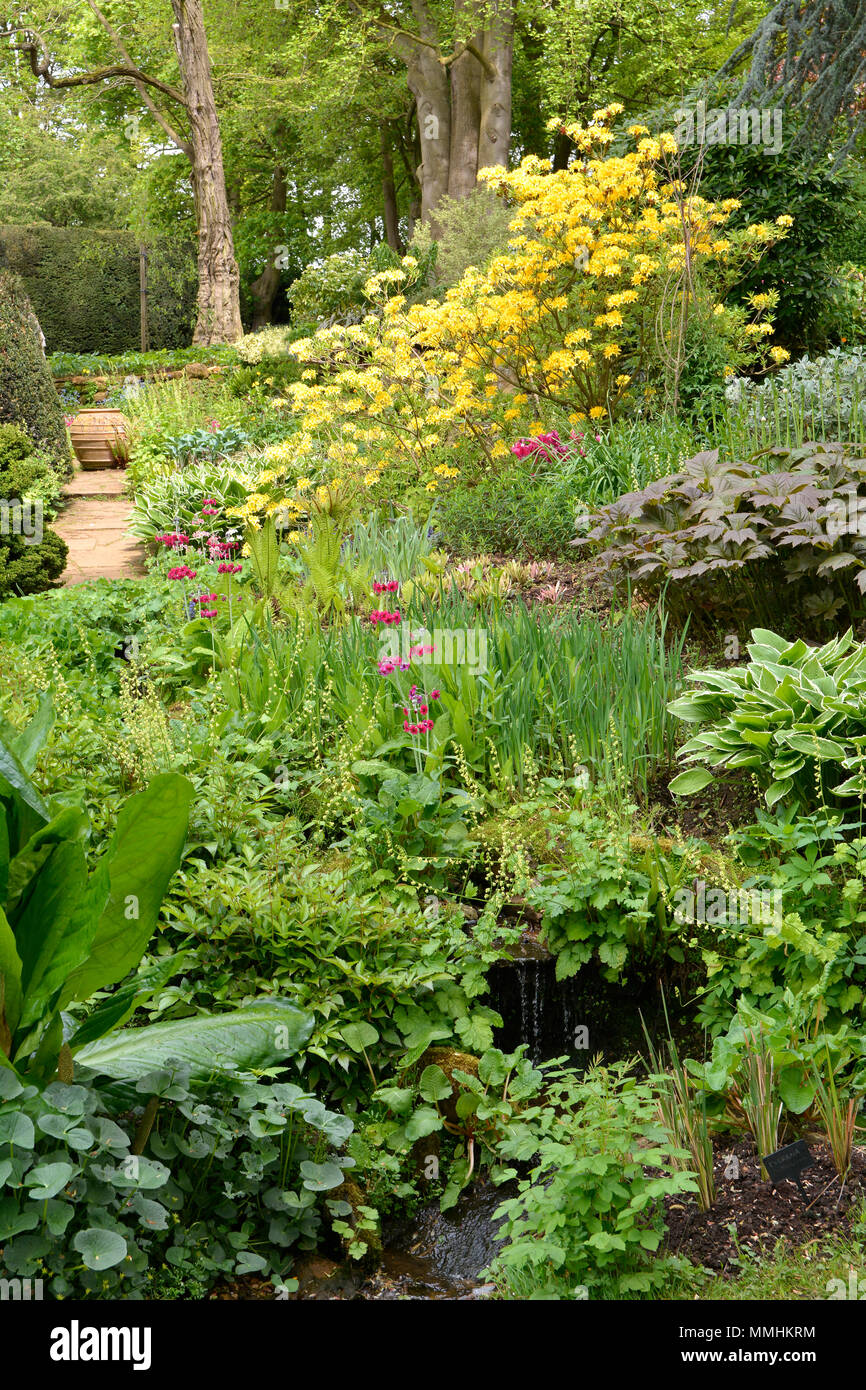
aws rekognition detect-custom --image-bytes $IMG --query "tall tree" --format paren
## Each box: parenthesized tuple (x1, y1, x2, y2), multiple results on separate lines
(718, 0, 866, 159)
(8, 0, 243, 343)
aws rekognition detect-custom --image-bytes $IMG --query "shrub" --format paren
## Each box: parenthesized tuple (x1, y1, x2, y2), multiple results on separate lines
(0, 226, 197, 354)
(575, 442, 866, 633)
(408, 186, 513, 288)
(0, 423, 68, 597)
(0, 269, 69, 460)
(285, 109, 788, 488)
(668, 626, 866, 809)
(698, 141, 858, 353)
(237, 325, 301, 363)
(288, 244, 436, 330)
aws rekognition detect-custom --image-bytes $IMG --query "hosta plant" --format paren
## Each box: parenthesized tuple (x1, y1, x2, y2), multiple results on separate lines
(668, 627, 866, 810)
(574, 443, 866, 631)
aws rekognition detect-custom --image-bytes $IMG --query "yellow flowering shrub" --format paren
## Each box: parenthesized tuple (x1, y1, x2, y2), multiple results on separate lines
(281, 107, 790, 487)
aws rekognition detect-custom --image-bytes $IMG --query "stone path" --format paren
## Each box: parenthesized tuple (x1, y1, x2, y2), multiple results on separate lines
(54, 467, 146, 586)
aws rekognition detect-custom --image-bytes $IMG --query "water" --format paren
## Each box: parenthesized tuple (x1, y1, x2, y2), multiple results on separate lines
(488, 953, 669, 1066)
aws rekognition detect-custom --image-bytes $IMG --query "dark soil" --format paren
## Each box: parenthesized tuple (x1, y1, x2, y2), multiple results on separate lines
(664, 1137, 866, 1272)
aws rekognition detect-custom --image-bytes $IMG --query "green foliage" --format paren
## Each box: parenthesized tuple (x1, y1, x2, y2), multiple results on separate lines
(525, 804, 701, 980)
(578, 443, 866, 633)
(408, 187, 512, 288)
(725, 346, 866, 445)
(0, 226, 197, 354)
(0, 1063, 353, 1297)
(0, 422, 67, 598)
(0, 269, 68, 459)
(288, 242, 436, 329)
(693, 808, 866, 1031)
(487, 1061, 698, 1299)
(669, 627, 866, 809)
(158, 853, 509, 1101)
(0, 702, 194, 1081)
(698, 140, 858, 352)
(211, 594, 685, 803)
(372, 1043, 548, 1209)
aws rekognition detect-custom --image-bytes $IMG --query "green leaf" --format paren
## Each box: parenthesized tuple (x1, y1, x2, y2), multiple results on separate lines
(300, 1160, 344, 1191)
(76, 998, 314, 1101)
(24, 1161, 76, 1200)
(0, 1109, 34, 1148)
(73, 1227, 127, 1270)
(405, 1106, 443, 1141)
(418, 1064, 452, 1102)
(0, 903, 22, 1040)
(11, 694, 55, 774)
(62, 775, 194, 1006)
(340, 1021, 379, 1052)
(668, 768, 714, 796)
(13, 841, 99, 1037)
(68, 953, 189, 1051)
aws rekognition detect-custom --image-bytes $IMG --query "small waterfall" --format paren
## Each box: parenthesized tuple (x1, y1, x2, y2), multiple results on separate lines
(487, 949, 668, 1067)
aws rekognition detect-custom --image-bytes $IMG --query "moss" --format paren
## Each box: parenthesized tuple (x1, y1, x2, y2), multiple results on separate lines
(330, 1176, 382, 1273)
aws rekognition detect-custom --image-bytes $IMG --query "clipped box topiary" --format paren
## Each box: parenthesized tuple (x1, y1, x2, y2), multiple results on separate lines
(0, 266, 70, 466)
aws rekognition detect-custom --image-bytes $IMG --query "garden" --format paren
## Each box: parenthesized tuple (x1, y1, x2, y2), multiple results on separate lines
(0, 0, 866, 1343)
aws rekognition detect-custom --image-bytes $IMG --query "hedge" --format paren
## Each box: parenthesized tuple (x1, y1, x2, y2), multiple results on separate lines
(0, 226, 197, 354)
(0, 268, 69, 459)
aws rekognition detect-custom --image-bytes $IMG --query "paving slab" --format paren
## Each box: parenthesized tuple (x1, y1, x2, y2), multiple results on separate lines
(54, 481, 146, 585)
(63, 467, 130, 498)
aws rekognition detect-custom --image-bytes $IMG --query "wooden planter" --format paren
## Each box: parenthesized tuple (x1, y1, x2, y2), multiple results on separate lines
(68, 408, 130, 470)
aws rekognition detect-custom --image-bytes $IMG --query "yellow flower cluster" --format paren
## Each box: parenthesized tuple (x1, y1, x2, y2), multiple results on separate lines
(279, 109, 789, 485)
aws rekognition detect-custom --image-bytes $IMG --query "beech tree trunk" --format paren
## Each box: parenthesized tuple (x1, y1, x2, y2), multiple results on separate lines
(387, 0, 514, 236)
(477, 4, 513, 172)
(171, 0, 243, 345)
(250, 166, 288, 329)
(448, 2, 482, 199)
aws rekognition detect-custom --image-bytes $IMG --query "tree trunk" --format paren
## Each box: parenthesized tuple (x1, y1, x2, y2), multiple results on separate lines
(171, 0, 243, 345)
(477, 2, 513, 172)
(387, 0, 513, 235)
(406, 46, 451, 234)
(250, 165, 287, 330)
(380, 128, 404, 252)
(448, 2, 482, 199)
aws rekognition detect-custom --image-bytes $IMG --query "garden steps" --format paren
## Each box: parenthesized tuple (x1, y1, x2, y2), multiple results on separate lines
(55, 468, 146, 585)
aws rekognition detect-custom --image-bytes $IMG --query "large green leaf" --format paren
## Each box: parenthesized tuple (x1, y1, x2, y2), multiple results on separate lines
(68, 953, 190, 1051)
(0, 903, 22, 1044)
(13, 841, 102, 1037)
(76, 998, 314, 1100)
(0, 738, 50, 823)
(8, 694, 55, 774)
(62, 774, 193, 1006)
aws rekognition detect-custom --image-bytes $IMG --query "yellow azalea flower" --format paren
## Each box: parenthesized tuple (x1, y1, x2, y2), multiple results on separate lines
(589, 406, 605, 419)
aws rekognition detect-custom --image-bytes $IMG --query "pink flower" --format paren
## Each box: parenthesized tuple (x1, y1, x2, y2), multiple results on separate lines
(430, 690, 440, 700)
(168, 565, 197, 580)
